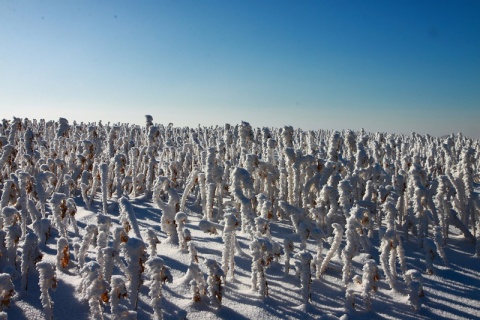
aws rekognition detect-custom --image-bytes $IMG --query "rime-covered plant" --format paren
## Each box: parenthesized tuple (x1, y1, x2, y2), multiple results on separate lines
(110, 276, 134, 320)
(175, 212, 188, 250)
(434, 226, 448, 266)
(250, 237, 276, 298)
(188, 242, 199, 264)
(405, 269, 424, 296)
(310, 228, 324, 279)
(222, 213, 238, 279)
(345, 289, 355, 312)
(338, 178, 354, 218)
(80, 261, 109, 320)
(112, 227, 129, 274)
(283, 235, 294, 275)
(78, 224, 98, 269)
(153, 177, 180, 243)
(100, 162, 109, 214)
(405, 269, 424, 311)
(342, 212, 362, 287)
(230, 167, 255, 236)
(294, 250, 313, 306)
(204, 259, 224, 308)
(65, 198, 79, 236)
(319, 223, 343, 276)
(146, 257, 173, 320)
(124, 237, 146, 309)
(36, 262, 57, 320)
(49, 192, 68, 238)
(96, 229, 109, 273)
(423, 238, 437, 274)
(146, 229, 161, 257)
(361, 259, 379, 311)
(0, 273, 14, 311)
(379, 229, 406, 291)
(16, 171, 31, 239)
(21, 233, 42, 290)
(183, 260, 206, 303)
(3, 206, 21, 267)
(119, 196, 143, 240)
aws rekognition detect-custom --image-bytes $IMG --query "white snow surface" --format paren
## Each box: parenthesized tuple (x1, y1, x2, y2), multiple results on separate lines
(5, 195, 479, 320)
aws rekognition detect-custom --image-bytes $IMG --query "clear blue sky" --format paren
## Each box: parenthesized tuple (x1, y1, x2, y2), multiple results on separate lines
(1, 1, 479, 138)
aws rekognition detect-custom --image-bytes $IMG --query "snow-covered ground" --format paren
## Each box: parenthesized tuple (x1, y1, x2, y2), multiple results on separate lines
(1, 118, 479, 319)
(6, 195, 480, 320)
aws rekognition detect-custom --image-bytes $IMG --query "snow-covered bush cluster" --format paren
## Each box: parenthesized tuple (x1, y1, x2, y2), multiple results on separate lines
(0, 116, 479, 319)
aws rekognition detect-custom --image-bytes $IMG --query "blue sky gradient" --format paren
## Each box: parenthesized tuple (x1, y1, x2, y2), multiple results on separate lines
(1, 1, 479, 137)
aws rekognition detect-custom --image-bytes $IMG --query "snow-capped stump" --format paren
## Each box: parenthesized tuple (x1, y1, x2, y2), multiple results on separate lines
(36, 262, 57, 320)
(146, 257, 172, 320)
(0, 273, 14, 311)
